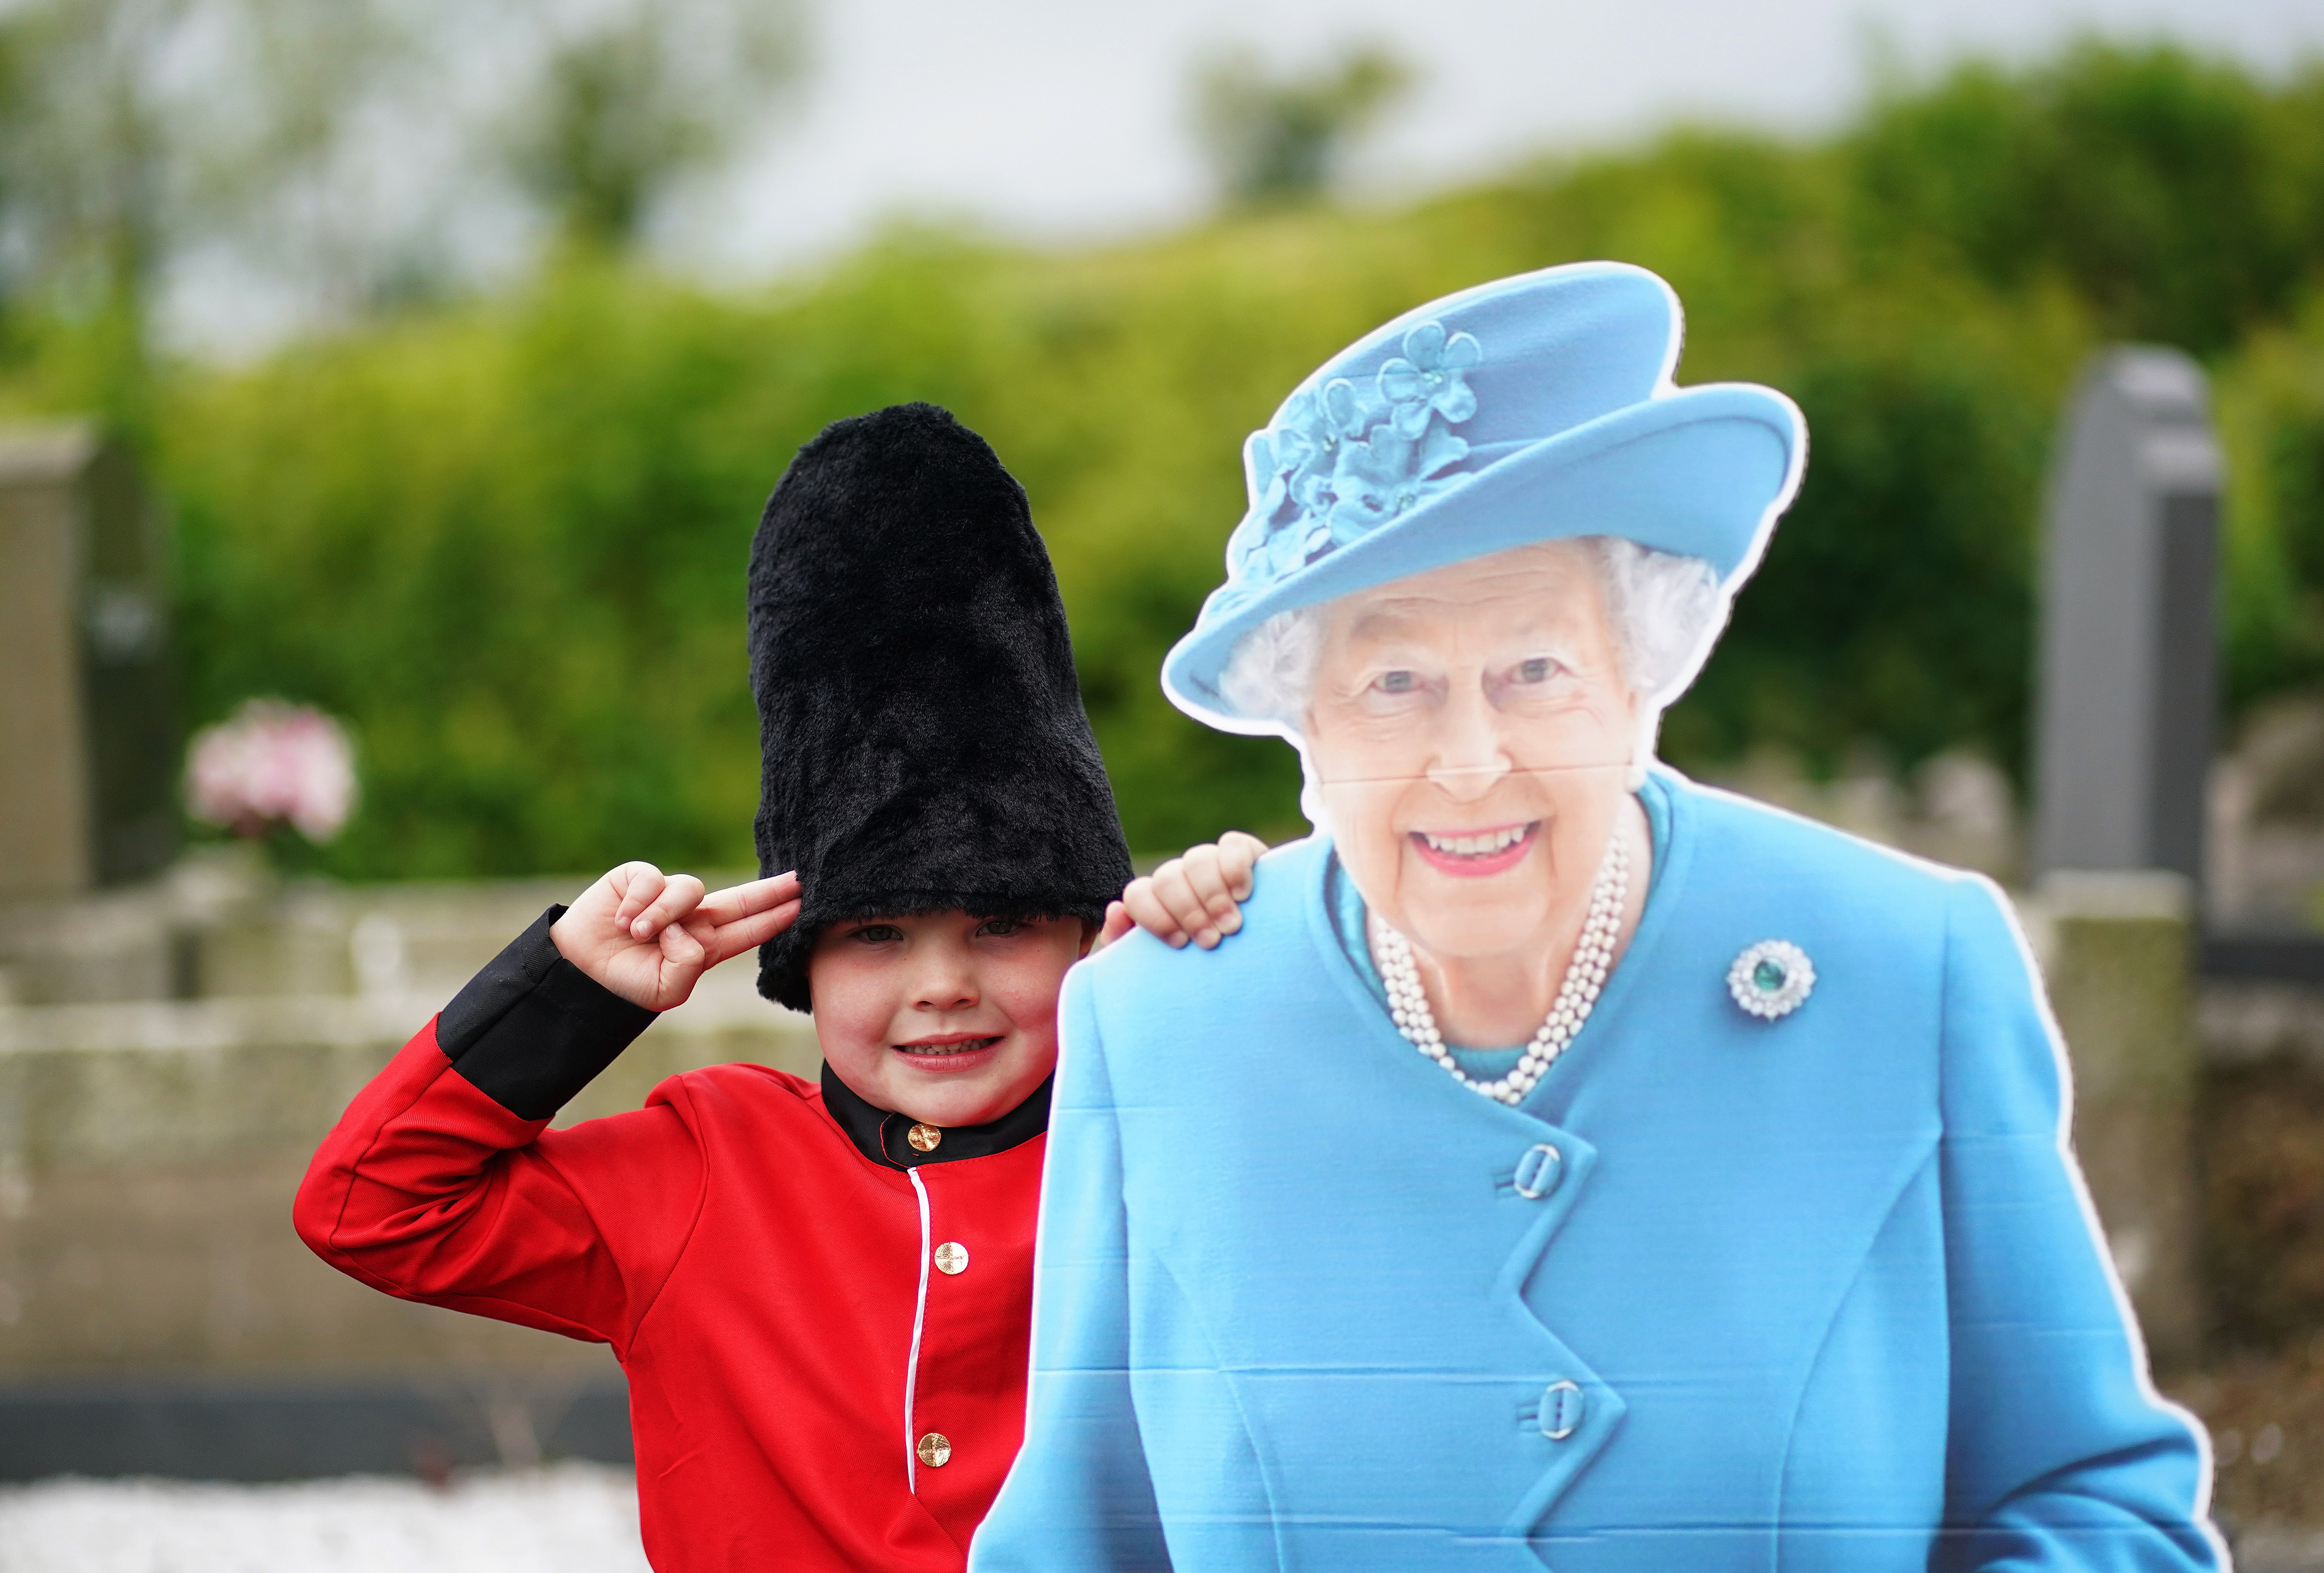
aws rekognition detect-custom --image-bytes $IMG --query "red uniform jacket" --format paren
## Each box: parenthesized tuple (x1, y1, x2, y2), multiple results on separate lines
(293, 908, 1046, 1571)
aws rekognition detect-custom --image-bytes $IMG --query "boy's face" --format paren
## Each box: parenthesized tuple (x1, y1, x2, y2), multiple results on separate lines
(808, 911, 1092, 1129)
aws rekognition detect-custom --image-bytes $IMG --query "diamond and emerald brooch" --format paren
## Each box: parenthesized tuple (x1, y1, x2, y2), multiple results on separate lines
(1728, 940, 1814, 1021)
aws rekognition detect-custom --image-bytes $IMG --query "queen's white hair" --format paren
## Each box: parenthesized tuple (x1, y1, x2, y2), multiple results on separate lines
(1218, 536, 1726, 798)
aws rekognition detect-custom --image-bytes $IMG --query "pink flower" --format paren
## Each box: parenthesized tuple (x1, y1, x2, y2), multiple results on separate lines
(185, 700, 358, 843)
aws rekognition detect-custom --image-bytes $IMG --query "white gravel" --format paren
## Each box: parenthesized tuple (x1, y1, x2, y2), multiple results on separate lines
(0, 1465, 650, 1573)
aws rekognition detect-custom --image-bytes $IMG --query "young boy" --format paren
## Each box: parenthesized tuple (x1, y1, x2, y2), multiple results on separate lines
(293, 404, 1258, 1571)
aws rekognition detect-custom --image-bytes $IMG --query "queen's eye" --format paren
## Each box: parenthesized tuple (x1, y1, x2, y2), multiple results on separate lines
(1376, 670, 1416, 694)
(1516, 657, 1557, 684)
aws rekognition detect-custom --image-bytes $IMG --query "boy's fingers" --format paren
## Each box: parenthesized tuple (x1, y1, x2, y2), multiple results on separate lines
(1143, 864, 1217, 939)
(1178, 852, 1241, 936)
(695, 871, 802, 927)
(629, 873, 707, 939)
(1120, 879, 1189, 947)
(1097, 902, 1134, 949)
(703, 897, 801, 965)
(1220, 831, 1268, 897)
(610, 863, 667, 929)
(657, 917, 707, 970)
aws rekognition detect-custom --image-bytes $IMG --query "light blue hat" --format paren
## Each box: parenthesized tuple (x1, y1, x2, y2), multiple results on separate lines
(1162, 261, 1806, 731)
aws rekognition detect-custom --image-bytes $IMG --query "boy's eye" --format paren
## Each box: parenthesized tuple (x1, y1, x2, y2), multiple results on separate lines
(977, 917, 1023, 938)
(851, 923, 904, 943)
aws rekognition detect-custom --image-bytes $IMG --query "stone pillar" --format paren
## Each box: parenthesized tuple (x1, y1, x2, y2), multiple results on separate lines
(0, 424, 176, 902)
(2033, 870, 2206, 1368)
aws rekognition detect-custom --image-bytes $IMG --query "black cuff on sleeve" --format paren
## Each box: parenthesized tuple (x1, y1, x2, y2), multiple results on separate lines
(435, 904, 657, 1121)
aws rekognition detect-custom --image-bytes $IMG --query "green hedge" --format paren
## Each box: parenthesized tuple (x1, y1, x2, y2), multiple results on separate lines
(61, 42, 2324, 874)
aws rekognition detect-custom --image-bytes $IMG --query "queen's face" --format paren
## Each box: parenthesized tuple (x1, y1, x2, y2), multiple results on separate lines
(1304, 539, 1640, 965)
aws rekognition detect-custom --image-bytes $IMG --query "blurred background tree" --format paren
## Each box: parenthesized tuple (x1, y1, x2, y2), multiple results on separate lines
(504, 0, 804, 251)
(0, 0, 408, 407)
(1192, 42, 1413, 207)
(0, 23, 2319, 873)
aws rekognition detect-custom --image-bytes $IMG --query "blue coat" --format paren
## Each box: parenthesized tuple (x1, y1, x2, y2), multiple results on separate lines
(971, 775, 2220, 1572)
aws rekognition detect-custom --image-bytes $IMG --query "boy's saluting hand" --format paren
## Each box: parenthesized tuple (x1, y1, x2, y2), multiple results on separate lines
(552, 864, 803, 1011)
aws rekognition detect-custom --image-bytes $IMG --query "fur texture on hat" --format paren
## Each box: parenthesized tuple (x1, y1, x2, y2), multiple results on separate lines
(747, 403, 1133, 1011)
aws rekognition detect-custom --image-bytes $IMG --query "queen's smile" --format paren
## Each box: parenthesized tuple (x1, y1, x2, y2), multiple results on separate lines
(1410, 820, 1539, 876)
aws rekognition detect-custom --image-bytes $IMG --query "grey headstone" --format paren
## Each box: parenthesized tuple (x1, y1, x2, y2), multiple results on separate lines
(2033, 349, 2224, 886)
(0, 423, 177, 901)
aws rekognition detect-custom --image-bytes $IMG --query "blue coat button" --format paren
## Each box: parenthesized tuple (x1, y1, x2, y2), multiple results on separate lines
(1512, 1142, 1563, 1200)
(1540, 1380, 1586, 1441)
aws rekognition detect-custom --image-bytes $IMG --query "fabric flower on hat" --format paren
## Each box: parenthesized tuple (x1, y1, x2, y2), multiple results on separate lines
(1231, 317, 1482, 584)
(1376, 321, 1481, 439)
(1244, 430, 1299, 519)
(1231, 508, 1322, 584)
(1282, 380, 1369, 510)
(1235, 381, 1371, 580)
(1325, 418, 1469, 543)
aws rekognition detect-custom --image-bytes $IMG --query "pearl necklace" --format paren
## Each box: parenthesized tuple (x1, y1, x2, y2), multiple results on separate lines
(1371, 831, 1631, 1106)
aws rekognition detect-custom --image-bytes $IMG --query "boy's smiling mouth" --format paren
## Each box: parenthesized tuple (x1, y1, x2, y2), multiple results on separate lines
(894, 1034, 1004, 1059)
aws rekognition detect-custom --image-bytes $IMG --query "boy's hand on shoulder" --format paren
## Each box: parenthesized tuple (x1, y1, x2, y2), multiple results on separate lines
(1100, 831, 1267, 951)
(551, 864, 803, 1011)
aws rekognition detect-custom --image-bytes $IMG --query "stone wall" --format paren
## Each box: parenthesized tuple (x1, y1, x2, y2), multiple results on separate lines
(0, 989, 816, 1383)
(0, 859, 817, 1475)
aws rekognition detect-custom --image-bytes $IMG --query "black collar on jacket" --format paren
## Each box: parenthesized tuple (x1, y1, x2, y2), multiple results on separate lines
(819, 1063, 1052, 1169)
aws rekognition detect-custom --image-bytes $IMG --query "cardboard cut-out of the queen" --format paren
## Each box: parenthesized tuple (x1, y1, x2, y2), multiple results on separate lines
(971, 264, 2223, 1571)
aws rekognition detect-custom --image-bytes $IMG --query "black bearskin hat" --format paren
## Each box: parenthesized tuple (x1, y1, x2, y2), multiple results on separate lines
(747, 403, 1134, 1011)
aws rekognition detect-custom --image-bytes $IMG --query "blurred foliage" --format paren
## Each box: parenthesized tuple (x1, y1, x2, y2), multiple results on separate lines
(1193, 42, 1413, 207)
(1848, 42, 2324, 357)
(2217, 299, 2324, 707)
(7, 39, 2324, 875)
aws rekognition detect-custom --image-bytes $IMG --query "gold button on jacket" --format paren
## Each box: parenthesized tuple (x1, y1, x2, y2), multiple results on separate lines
(916, 1432, 952, 1467)
(907, 1122, 943, 1153)
(933, 1241, 969, 1275)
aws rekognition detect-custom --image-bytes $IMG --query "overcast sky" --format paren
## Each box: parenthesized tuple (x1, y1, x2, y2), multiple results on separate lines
(665, 0, 2323, 276)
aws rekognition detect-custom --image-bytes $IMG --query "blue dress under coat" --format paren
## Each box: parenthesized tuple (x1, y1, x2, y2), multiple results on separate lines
(970, 773, 2220, 1572)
